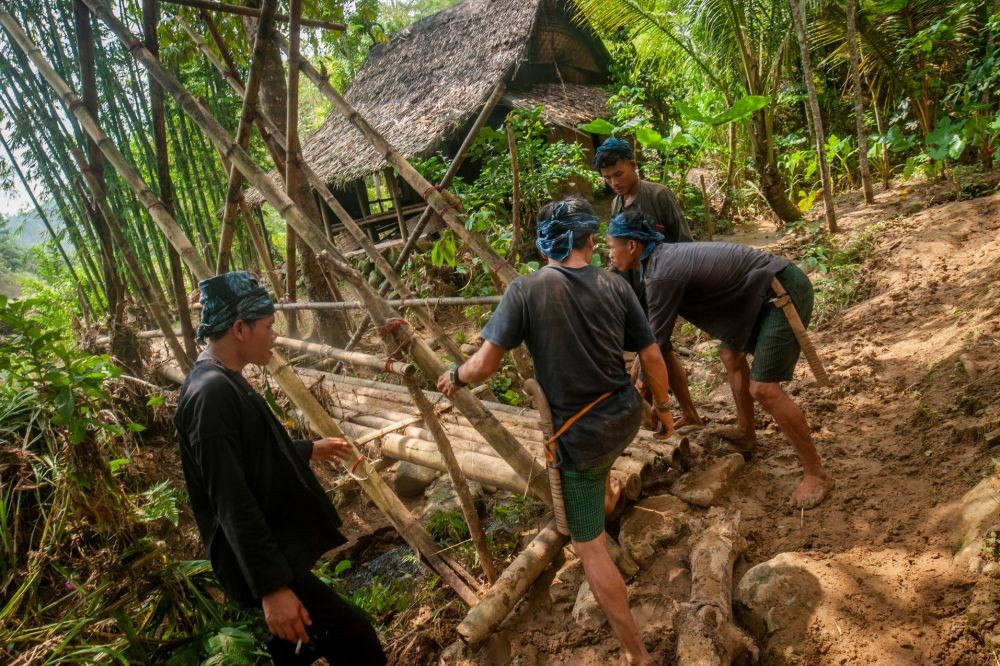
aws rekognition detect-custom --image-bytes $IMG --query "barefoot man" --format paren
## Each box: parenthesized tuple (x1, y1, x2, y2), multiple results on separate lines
(606, 211, 834, 508)
(438, 197, 674, 665)
(593, 137, 702, 428)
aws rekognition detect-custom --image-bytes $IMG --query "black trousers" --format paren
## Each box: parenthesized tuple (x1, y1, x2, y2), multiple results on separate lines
(263, 572, 386, 665)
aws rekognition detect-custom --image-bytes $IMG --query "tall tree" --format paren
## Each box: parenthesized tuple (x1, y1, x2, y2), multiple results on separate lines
(790, 0, 836, 231)
(846, 0, 874, 203)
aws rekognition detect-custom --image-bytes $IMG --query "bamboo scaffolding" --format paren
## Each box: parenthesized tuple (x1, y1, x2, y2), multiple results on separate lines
(177, 15, 464, 363)
(195, 295, 502, 311)
(338, 79, 509, 357)
(284, 0, 302, 338)
(404, 376, 497, 583)
(214, 0, 275, 274)
(0, 9, 479, 606)
(274, 336, 414, 376)
(271, 30, 519, 288)
(162, 0, 345, 31)
(77, 0, 551, 587)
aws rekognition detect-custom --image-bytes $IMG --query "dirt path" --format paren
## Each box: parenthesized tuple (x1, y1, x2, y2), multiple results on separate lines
(462, 181, 999, 665)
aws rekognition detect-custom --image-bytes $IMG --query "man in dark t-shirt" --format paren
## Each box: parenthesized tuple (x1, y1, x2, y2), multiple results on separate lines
(438, 198, 673, 665)
(593, 138, 701, 427)
(174, 271, 386, 665)
(607, 215, 834, 509)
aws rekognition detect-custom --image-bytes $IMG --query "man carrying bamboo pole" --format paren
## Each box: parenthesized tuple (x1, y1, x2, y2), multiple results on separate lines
(438, 198, 674, 665)
(173, 271, 386, 665)
(606, 211, 835, 508)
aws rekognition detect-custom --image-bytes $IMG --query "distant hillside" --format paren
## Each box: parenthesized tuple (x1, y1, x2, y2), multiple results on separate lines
(4, 200, 62, 248)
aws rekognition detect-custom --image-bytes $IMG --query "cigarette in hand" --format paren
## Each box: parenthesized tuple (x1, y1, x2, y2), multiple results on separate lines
(295, 639, 302, 655)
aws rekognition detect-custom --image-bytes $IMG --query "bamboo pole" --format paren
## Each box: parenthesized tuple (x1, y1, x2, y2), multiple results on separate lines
(271, 30, 519, 288)
(215, 0, 275, 274)
(161, 0, 345, 30)
(385, 167, 408, 241)
(199, 296, 501, 311)
(274, 336, 414, 376)
(0, 10, 480, 607)
(70, 147, 193, 372)
(456, 520, 567, 645)
(177, 15, 463, 362)
(283, 0, 302, 338)
(353, 384, 488, 445)
(144, 0, 198, 362)
(506, 118, 522, 263)
(699, 174, 714, 241)
(404, 377, 497, 583)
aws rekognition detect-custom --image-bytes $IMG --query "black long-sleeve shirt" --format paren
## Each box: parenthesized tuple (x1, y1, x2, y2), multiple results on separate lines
(174, 359, 345, 606)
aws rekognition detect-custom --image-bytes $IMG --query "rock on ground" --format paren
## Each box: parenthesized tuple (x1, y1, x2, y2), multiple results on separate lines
(394, 461, 441, 498)
(619, 494, 690, 567)
(670, 453, 744, 507)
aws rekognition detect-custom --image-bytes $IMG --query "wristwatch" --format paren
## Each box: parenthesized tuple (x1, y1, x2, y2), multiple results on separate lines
(653, 399, 671, 412)
(450, 364, 467, 388)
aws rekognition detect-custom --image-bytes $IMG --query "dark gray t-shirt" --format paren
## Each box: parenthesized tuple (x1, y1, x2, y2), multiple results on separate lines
(480, 264, 655, 415)
(644, 242, 789, 350)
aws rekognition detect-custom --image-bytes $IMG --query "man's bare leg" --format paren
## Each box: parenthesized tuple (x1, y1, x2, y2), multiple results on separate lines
(666, 350, 702, 427)
(716, 349, 757, 452)
(749, 380, 834, 508)
(574, 533, 649, 665)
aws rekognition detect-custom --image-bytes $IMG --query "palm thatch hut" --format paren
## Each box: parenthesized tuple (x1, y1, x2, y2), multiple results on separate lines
(247, 0, 611, 247)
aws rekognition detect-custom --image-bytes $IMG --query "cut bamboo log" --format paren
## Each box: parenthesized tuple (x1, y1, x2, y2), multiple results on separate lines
(610, 469, 641, 502)
(274, 336, 414, 376)
(271, 296, 502, 311)
(380, 435, 538, 496)
(456, 520, 567, 646)
(675, 507, 757, 665)
(3, 7, 478, 607)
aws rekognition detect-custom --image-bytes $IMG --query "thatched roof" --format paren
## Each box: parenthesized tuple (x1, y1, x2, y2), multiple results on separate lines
(245, 0, 609, 206)
(503, 83, 610, 131)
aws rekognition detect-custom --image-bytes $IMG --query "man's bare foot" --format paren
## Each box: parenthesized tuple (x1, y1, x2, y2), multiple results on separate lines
(605, 475, 623, 517)
(791, 473, 834, 509)
(674, 412, 704, 429)
(706, 425, 756, 448)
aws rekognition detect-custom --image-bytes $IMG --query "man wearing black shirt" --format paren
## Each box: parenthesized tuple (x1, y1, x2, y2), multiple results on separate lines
(438, 198, 673, 665)
(607, 215, 834, 509)
(174, 271, 386, 665)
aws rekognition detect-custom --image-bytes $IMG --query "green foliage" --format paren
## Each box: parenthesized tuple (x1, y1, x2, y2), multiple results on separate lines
(134, 480, 182, 527)
(426, 510, 470, 543)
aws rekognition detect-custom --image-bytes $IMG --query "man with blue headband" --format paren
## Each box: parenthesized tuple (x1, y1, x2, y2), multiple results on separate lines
(607, 212, 834, 509)
(174, 271, 386, 665)
(593, 138, 701, 426)
(438, 197, 674, 665)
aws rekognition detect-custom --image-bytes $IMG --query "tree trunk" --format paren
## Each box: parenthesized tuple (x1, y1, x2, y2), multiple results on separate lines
(790, 0, 837, 232)
(73, 0, 124, 320)
(144, 0, 198, 360)
(751, 110, 802, 224)
(248, 11, 349, 345)
(846, 0, 874, 204)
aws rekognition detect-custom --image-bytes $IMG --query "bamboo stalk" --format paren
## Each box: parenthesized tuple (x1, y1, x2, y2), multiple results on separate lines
(284, 0, 301, 338)
(215, 0, 276, 274)
(0, 9, 480, 607)
(196, 296, 502, 311)
(506, 118, 522, 263)
(384, 167, 408, 241)
(161, 0, 345, 30)
(404, 376, 497, 584)
(456, 520, 567, 645)
(70, 147, 193, 372)
(274, 336, 414, 376)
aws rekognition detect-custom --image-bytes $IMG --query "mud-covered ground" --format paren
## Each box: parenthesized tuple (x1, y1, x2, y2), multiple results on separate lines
(434, 178, 1000, 665)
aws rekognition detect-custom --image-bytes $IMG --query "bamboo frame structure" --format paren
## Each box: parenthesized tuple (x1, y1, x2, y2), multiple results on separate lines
(0, 9, 480, 606)
(274, 336, 415, 376)
(177, 15, 465, 364)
